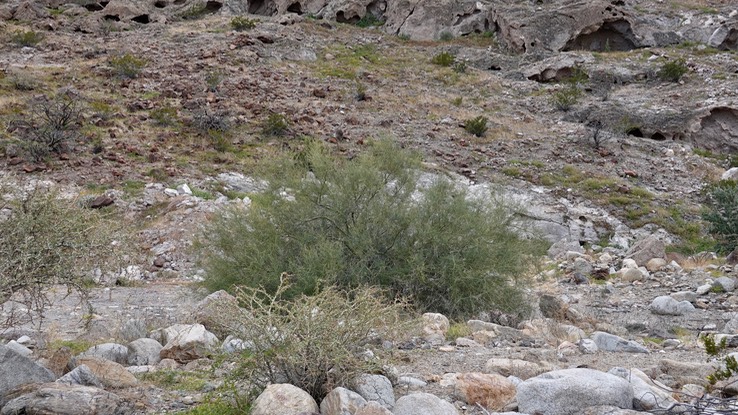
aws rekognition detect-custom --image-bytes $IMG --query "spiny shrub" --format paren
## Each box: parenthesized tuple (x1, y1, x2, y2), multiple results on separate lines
(230, 16, 258, 31)
(464, 115, 488, 137)
(431, 51, 455, 67)
(0, 180, 123, 328)
(15, 94, 82, 161)
(261, 113, 290, 136)
(657, 58, 688, 82)
(109, 53, 146, 79)
(206, 281, 412, 401)
(703, 180, 738, 254)
(10, 30, 44, 47)
(192, 110, 231, 133)
(197, 139, 546, 318)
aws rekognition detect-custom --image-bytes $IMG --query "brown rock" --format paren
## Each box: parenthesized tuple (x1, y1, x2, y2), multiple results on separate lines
(74, 357, 138, 388)
(727, 247, 738, 265)
(454, 372, 516, 411)
(355, 402, 393, 415)
(47, 346, 73, 377)
(89, 195, 114, 209)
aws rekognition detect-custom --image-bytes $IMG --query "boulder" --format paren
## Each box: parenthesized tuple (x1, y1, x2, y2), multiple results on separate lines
(453, 372, 516, 411)
(78, 343, 128, 365)
(355, 401, 393, 415)
(484, 358, 549, 380)
(251, 383, 319, 415)
(649, 296, 694, 316)
(127, 338, 163, 366)
(56, 364, 103, 388)
(625, 236, 665, 267)
(0, 383, 127, 415)
(516, 368, 634, 415)
(191, 290, 241, 338)
(0, 345, 55, 400)
(646, 258, 667, 272)
(4, 340, 32, 357)
(723, 167, 738, 181)
(591, 331, 649, 354)
(74, 357, 138, 388)
(422, 313, 449, 345)
(393, 393, 459, 415)
(353, 374, 395, 409)
(384, 0, 490, 40)
(547, 239, 584, 259)
(608, 367, 680, 411)
(691, 107, 738, 154)
(158, 324, 219, 363)
(715, 277, 737, 292)
(320, 387, 367, 415)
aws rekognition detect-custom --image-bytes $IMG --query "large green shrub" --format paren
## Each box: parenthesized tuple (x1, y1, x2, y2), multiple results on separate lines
(197, 140, 545, 318)
(703, 181, 738, 254)
(0, 180, 123, 326)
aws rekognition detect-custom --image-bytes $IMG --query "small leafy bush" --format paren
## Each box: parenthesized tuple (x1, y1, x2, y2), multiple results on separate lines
(192, 110, 231, 133)
(355, 14, 383, 28)
(109, 53, 146, 79)
(703, 181, 738, 254)
(0, 181, 123, 328)
(261, 113, 290, 136)
(464, 115, 488, 137)
(230, 16, 258, 31)
(204, 70, 224, 92)
(179, 3, 210, 20)
(431, 51, 455, 67)
(439, 31, 454, 41)
(15, 94, 82, 161)
(551, 86, 582, 112)
(657, 58, 688, 82)
(197, 139, 546, 318)
(206, 281, 411, 401)
(150, 106, 179, 126)
(10, 30, 44, 47)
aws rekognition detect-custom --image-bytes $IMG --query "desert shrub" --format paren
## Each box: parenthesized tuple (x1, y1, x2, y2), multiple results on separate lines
(464, 115, 488, 137)
(657, 58, 688, 82)
(551, 86, 582, 112)
(150, 106, 179, 126)
(15, 94, 82, 161)
(207, 281, 411, 401)
(109, 53, 146, 79)
(431, 51, 455, 67)
(355, 14, 383, 28)
(439, 31, 454, 41)
(0, 180, 123, 328)
(230, 16, 258, 31)
(179, 3, 210, 20)
(197, 139, 545, 318)
(703, 181, 738, 254)
(261, 113, 290, 136)
(192, 110, 231, 133)
(204, 70, 224, 92)
(10, 30, 44, 47)
(453, 61, 467, 73)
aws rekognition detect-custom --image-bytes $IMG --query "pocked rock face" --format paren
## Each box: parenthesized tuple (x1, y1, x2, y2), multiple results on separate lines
(692, 107, 738, 154)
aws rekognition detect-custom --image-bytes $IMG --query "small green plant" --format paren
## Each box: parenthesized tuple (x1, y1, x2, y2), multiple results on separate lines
(464, 115, 488, 137)
(15, 94, 82, 161)
(355, 14, 383, 28)
(139, 369, 208, 391)
(439, 31, 454, 41)
(657, 58, 688, 82)
(109, 53, 146, 79)
(10, 30, 44, 47)
(550, 86, 582, 112)
(431, 51, 455, 67)
(355, 82, 367, 101)
(179, 3, 210, 20)
(261, 113, 290, 136)
(398, 33, 411, 41)
(703, 181, 738, 254)
(451, 97, 463, 106)
(204, 70, 224, 92)
(702, 334, 738, 386)
(192, 110, 231, 133)
(230, 16, 258, 31)
(150, 106, 179, 126)
(446, 322, 472, 341)
(453, 61, 468, 74)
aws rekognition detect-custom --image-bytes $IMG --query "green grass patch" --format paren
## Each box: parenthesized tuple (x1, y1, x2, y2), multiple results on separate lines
(138, 369, 209, 391)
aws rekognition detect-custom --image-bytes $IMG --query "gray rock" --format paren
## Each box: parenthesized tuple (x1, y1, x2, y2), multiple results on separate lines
(516, 368, 634, 415)
(715, 277, 737, 292)
(56, 364, 103, 388)
(397, 376, 427, 389)
(118, 318, 148, 343)
(671, 291, 697, 304)
(127, 338, 163, 366)
(320, 387, 367, 415)
(723, 167, 738, 181)
(393, 392, 459, 415)
(4, 340, 32, 357)
(191, 290, 242, 339)
(0, 345, 55, 400)
(484, 358, 550, 380)
(696, 283, 713, 295)
(646, 258, 667, 272)
(355, 401, 393, 415)
(251, 383, 319, 415)
(608, 367, 679, 411)
(625, 236, 665, 267)
(78, 343, 128, 365)
(353, 374, 395, 409)
(547, 239, 583, 259)
(158, 323, 219, 363)
(222, 335, 252, 354)
(422, 313, 449, 345)
(73, 357, 138, 389)
(649, 296, 695, 316)
(591, 331, 648, 353)
(578, 338, 599, 354)
(0, 383, 126, 415)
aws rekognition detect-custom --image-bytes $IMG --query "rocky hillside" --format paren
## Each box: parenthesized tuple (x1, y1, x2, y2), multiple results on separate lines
(1, 0, 738, 413)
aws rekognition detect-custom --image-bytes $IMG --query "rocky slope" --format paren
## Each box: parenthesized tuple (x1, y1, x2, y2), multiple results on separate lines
(1, 0, 738, 413)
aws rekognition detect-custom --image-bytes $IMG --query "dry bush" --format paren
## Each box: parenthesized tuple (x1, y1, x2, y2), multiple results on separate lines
(208, 280, 414, 401)
(0, 179, 125, 328)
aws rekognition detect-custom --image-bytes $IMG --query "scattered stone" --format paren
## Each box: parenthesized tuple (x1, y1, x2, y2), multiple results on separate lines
(0, 345, 55, 400)
(78, 343, 128, 365)
(591, 331, 648, 353)
(0, 383, 127, 415)
(250, 383, 319, 415)
(393, 392, 459, 415)
(353, 374, 395, 409)
(127, 338, 163, 366)
(516, 368, 634, 415)
(320, 387, 367, 415)
(453, 372, 516, 411)
(649, 296, 695, 316)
